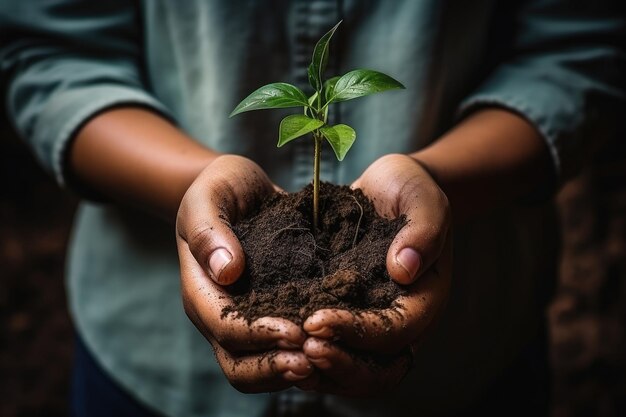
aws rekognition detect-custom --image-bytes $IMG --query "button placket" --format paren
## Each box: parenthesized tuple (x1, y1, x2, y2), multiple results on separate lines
(289, 0, 341, 191)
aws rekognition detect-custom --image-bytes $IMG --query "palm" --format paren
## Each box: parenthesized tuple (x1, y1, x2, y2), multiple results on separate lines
(176, 155, 316, 392)
(301, 154, 452, 395)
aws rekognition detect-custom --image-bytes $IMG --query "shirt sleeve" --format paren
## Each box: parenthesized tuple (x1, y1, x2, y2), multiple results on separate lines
(0, 0, 173, 188)
(457, 0, 625, 182)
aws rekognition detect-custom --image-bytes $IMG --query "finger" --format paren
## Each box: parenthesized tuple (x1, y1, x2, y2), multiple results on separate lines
(177, 179, 245, 285)
(177, 156, 275, 285)
(386, 167, 450, 284)
(304, 240, 451, 353)
(213, 343, 314, 393)
(178, 240, 306, 352)
(303, 337, 410, 396)
(303, 294, 430, 354)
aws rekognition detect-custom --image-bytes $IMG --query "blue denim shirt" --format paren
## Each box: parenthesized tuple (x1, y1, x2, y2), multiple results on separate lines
(1, 1, 623, 416)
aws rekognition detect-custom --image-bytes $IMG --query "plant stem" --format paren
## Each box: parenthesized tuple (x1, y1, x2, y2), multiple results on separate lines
(313, 130, 322, 231)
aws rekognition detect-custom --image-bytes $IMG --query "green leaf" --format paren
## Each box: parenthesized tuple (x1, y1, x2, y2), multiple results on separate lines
(308, 21, 342, 92)
(320, 124, 356, 161)
(326, 69, 405, 105)
(323, 76, 340, 103)
(278, 115, 324, 147)
(308, 65, 320, 93)
(230, 83, 309, 117)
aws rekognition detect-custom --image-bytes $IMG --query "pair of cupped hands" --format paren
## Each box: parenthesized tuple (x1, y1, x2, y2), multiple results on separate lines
(176, 153, 452, 396)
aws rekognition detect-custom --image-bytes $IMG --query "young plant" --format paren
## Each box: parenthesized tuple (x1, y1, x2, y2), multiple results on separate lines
(230, 21, 404, 230)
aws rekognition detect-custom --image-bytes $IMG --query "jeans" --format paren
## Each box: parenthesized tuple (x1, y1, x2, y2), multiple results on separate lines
(70, 336, 161, 417)
(70, 331, 550, 417)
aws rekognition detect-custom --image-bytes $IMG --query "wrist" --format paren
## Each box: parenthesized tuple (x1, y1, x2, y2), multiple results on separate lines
(69, 107, 220, 222)
(407, 151, 442, 189)
(408, 108, 554, 224)
(165, 151, 218, 221)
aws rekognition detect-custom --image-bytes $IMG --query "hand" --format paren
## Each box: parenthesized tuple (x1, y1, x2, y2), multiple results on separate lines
(301, 153, 452, 396)
(176, 155, 316, 392)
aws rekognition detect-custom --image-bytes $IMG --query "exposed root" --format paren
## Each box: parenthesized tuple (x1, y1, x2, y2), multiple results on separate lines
(351, 195, 364, 248)
(269, 223, 310, 242)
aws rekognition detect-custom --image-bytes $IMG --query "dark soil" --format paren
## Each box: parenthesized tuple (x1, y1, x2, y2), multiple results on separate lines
(222, 182, 407, 325)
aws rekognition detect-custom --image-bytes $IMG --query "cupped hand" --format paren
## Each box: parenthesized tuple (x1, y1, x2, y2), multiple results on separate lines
(301, 153, 452, 396)
(176, 155, 316, 393)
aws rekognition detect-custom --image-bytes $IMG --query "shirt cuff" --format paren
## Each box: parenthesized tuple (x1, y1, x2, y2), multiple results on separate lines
(30, 84, 174, 189)
(456, 70, 585, 184)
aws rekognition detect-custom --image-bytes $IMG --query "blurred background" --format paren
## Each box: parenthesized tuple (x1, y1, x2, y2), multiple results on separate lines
(1, 108, 625, 416)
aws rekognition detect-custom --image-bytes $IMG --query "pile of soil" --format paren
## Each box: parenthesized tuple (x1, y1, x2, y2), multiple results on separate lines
(223, 182, 406, 325)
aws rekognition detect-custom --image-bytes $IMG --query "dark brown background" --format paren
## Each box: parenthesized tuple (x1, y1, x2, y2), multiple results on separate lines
(1, 115, 625, 416)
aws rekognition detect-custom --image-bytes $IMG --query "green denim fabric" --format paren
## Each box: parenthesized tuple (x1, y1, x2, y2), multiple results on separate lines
(1, 1, 623, 416)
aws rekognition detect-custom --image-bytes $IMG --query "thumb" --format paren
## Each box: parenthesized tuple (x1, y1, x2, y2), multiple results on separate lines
(386, 183, 450, 285)
(177, 182, 245, 286)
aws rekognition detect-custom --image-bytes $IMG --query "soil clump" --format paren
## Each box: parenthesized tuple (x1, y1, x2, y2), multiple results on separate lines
(223, 182, 406, 325)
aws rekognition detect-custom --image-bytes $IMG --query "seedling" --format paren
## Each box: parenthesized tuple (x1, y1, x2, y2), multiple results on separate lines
(230, 21, 404, 230)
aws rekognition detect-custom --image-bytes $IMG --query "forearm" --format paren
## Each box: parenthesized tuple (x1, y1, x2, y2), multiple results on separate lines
(69, 107, 219, 221)
(411, 109, 554, 224)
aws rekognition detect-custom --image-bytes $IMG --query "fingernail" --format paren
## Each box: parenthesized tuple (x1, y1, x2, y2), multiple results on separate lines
(208, 248, 232, 283)
(278, 340, 301, 349)
(306, 327, 332, 338)
(396, 247, 421, 281)
(283, 370, 312, 381)
(308, 357, 331, 369)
